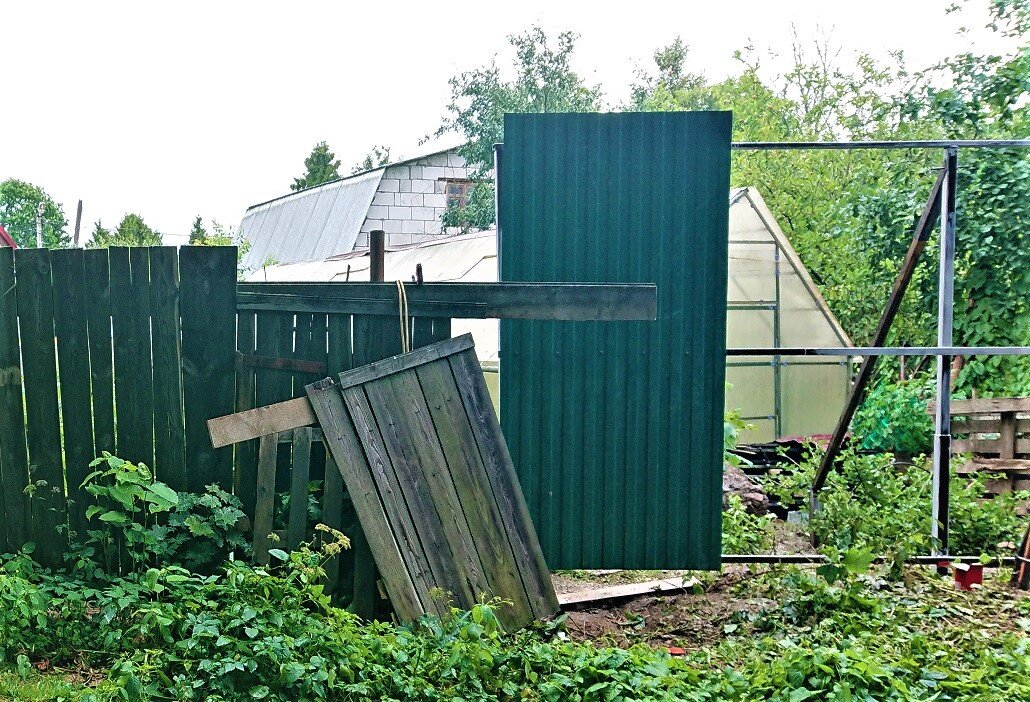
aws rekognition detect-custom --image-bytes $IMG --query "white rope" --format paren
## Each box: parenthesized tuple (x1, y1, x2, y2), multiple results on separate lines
(395, 280, 411, 353)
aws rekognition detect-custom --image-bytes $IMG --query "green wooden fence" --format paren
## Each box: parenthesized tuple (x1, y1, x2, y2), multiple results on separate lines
(0, 246, 236, 566)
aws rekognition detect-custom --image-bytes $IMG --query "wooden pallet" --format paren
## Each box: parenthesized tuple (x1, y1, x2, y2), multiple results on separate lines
(306, 334, 559, 629)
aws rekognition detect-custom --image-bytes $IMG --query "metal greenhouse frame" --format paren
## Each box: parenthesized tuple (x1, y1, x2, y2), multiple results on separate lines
(726, 138, 1030, 558)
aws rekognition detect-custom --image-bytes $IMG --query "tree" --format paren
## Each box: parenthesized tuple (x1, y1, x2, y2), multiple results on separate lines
(0, 179, 69, 248)
(188, 219, 253, 279)
(188, 215, 208, 244)
(628, 36, 711, 111)
(352, 145, 392, 174)
(291, 141, 342, 191)
(436, 26, 603, 229)
(88, 213, 162, 248)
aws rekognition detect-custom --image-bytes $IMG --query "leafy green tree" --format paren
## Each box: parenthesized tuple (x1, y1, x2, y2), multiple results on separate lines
(352, 145, 392, 174)
(189, 220, 252, 279)
(436, 26, 603, 229)
(88, 213, 162, 248)
(291, 141, 341, 191)
(628, 36, 711, 111)
(0, 179, 69, 248)
(188, 215, 208, 244)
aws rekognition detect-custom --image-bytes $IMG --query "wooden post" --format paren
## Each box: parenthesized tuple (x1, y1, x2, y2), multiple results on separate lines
(1000, 411, 1017, 460)
(369, 230, 385, 282)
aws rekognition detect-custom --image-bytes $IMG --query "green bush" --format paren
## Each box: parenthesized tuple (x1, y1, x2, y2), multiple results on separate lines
(851, 377, 935, 455)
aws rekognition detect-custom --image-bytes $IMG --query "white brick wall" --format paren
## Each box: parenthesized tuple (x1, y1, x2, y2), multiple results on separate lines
(357, 149, 473, 248)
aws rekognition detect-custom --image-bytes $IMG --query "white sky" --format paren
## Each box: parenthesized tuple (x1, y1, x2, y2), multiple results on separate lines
(0, 1, 1013, 245)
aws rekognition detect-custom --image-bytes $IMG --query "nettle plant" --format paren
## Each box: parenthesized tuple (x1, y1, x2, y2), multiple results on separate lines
(79, 453, 248, 576)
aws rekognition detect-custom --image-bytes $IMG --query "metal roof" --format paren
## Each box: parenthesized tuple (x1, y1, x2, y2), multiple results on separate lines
(0, 225, 17, 249)
(239, 169, 383, 271)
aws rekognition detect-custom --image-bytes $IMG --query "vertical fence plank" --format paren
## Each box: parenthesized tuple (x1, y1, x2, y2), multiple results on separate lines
(288, 427, 312, 549)
(51, 248, 95, 538)
(325, 312, 353, 599)
(429, 318, 451, 344)
(0, 248, 29, 551)
(253, 433, 278, 564)
(255, 311, 294, 406)
(83, 249, 115, 457)
(150, 247, 186, 491)
(180, 246, 237, 491)
(234, 311, 258, 518)
(15, 248, 66, 565)
(111, 248, 155, 468)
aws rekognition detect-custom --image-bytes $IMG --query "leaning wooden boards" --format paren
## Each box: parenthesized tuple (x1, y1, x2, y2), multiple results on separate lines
(306, 334, 558, 628)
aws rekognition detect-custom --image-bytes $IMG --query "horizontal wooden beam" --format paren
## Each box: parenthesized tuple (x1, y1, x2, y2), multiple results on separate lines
(208, 397, 316, 448)
(237, 282, 658, 321)
(948, 397, 1030, 414)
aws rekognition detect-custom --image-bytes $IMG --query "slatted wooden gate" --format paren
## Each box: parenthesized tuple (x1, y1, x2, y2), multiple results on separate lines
(306, 334, 559, 628)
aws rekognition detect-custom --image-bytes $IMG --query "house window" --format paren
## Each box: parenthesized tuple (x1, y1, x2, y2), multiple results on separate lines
(444, 180, 475, 209)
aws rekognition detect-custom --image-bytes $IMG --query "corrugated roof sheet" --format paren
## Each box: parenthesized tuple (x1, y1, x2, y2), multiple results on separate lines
(239, 169, 383, 271)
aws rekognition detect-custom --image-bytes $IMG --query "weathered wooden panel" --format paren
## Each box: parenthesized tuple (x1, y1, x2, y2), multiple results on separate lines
(0, 248, 29, 551)
(306, 334, 558, 628)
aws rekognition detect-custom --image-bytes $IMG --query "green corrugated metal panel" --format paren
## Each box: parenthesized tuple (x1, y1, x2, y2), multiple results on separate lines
(498, 112, 731, 570)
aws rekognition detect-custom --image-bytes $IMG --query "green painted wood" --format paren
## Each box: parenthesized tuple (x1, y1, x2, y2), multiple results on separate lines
(0, 248, 29, 551)
(326, 314, 352, 376)
(288, 427, 312, 549)
(307, 379, 432, 620)
(252, 433, 278, 564)
(415, 358, 536, 626)
(429, 318, 451, 344)
(15, 249, 66, 565)
(179, 246, 237, 491)
(234, 311, 258, 518)
(149, 247, 186, 491)
(237, 282, 658, 321)
(83, 249, 115, 457)
(51, 248, 95, 538)
(449, 349, 559, 617)
(255, 312, 294, 406)
(111, 247, 154, 468)
(364, 372, 487, 605)
(499, 113, 730, 569)
(412, 317, 434, 349)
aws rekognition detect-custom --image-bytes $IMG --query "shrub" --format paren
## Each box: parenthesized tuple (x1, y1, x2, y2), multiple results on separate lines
(851, 377, 935, 455)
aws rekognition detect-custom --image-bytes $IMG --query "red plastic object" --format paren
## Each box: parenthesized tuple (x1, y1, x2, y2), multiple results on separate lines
(953, 563, 984, 590)
(667, 647, 686, 656)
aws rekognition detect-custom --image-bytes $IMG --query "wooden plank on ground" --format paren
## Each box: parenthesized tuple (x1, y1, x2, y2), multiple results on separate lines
(149, 247, 186, 491)
(307, 378, 433, 620)
(111, 247, 155, 468)
(252, 433, 278, 564)
(288, 427, 312, 549)
(237, 282, 659, 321)
(415, 358, 536, 626)
(0, 247, 29, 551)
(83, 249, 115, 457)
(51, 248, 95, 537)
(449, 348, 560, 618)
(558, 576, 701, 607)
(15, 248, 66, 565)
(180, 246, 237, 491)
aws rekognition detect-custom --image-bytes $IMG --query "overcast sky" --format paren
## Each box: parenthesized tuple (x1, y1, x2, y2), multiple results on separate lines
(0, 1, 1012, 245)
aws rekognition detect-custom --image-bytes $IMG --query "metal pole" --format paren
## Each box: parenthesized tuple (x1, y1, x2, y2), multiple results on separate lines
(932, 147, 958, 555)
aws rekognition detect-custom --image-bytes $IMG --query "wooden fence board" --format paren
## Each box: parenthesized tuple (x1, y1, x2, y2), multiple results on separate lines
(288, 427, 312, 549)
(149, 247, 186, 490)
(252, 433, 278, 564)
(51, 248, 95, 537)
(309, 378, 438, 620)
(0, 248, 29, 551)
(180, 246, 236, 491)
(111, 247, 155, 468)
(449, 348, 560, 618)
(16, 249, 66, 564)
(415, 358, 536, 624)
(234, 311, 258, 516)
(83, 249, 115, 457)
